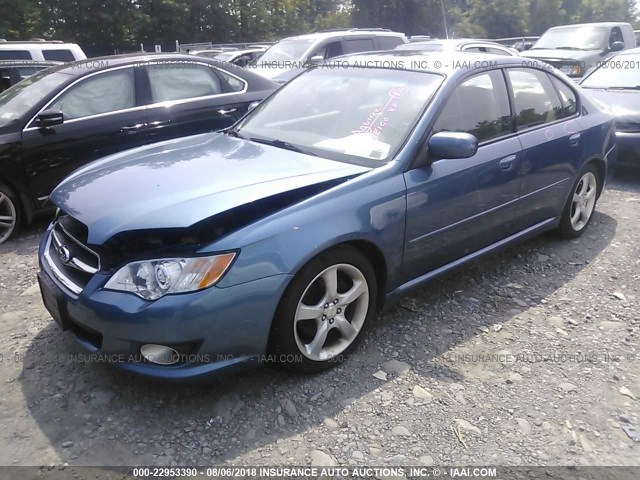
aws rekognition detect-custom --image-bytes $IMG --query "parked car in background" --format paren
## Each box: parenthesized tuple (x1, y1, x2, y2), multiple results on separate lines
(0, 60, 59, 91)
(521, 22, 635, 78)
(188, 48, 238, 58)
(249, 28, 408, 80)
(0, 53, 278, 244)
(0, 40, 86, 61)
(213, 48, 266, 67)
(396, 39, 518, 56)
(38, 52, 614, 380)
(580, 47, 640, 167)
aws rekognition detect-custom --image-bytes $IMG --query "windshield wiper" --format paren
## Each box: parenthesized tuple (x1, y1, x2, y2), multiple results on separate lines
(555, 46, 587, 51)
(249, 137, 318, 156)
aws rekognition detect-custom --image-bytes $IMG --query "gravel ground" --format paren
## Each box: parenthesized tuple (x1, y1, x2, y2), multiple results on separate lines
(0, 169, 638, 474)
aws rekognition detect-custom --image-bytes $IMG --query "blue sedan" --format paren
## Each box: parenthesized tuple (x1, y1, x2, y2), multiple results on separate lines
(38, 52, 616, 380)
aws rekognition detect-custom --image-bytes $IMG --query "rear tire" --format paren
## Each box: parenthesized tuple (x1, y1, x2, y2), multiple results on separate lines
(0, 182, 20, 245)
(268, 245, 378, 373)
(556, 164, 600, 239)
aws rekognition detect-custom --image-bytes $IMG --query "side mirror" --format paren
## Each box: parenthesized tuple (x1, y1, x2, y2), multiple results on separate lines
(308, 55, 324, 66)
(247, 101, 260, 112)
(37, 109, 64, 128)
(428, 132, 478, 160)
(610, 41, 624, 52)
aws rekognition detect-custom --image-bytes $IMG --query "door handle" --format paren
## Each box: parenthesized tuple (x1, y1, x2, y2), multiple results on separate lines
(147, 120, 170, 128)
(217, 108, 237, 115)
(498, 155, 517, 170)
(569, 132, 581, 147)
(120, 123, 146, 133)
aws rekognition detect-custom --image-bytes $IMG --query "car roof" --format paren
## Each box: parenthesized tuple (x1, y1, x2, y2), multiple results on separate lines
(281, 29, 406, 42)
(610, 46, 640, 56)
(330, 51, 522, 76)
(48, 53, 222, 77)
(548, 22, 630, 30)
(398, 39, 509, 49)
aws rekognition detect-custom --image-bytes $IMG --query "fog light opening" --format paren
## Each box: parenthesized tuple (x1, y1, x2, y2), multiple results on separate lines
(140, 344, 180, 365)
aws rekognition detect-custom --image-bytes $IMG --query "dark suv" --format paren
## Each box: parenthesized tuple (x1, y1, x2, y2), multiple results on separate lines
(0, 54, 277, 244)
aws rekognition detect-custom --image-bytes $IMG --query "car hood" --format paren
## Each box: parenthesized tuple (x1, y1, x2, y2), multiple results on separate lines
(520, 49, 596, 61)
(50, 132, 371, 245)
(582, 89, 640, 123)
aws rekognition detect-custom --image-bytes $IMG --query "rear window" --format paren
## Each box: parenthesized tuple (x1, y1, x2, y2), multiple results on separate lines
(43, 50, 76, 62)
(0, 50, 32, 60)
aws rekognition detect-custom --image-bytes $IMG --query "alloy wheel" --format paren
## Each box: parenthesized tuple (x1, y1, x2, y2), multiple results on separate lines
(570, 171, 597, 231)
(0, 191, 17, 244)
(293, 263, 369, 361)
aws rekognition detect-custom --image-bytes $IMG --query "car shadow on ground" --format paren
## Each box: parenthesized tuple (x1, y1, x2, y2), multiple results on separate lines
(16, 202, 618, 466)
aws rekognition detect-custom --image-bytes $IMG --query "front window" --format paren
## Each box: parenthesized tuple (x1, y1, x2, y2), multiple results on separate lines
(433, 70, 511, 143)
(581, 54, 640, 89)
(0, 69, 71, 127)
(532, 26, 608, 51)
(233, 67, 443, 164)
(253, 39, 314, 65)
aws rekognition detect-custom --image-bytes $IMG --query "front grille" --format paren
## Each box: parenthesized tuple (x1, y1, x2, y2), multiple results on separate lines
(44, 215, 100, 294)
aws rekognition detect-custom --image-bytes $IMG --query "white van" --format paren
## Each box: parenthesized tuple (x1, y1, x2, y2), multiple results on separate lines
(0, 40, 86, 62)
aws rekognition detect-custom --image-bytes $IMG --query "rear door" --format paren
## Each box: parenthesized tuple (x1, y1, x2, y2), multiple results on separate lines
(402, 69, 522, 281)
(21, 65, 148, 202)
(506, 68, 581, 224)
(140, 61, 250, 143)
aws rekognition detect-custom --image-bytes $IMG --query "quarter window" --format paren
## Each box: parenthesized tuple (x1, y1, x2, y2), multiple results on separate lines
(148, 63, 222, 102)
(49, 68, 135, 120)
(550, 76, 578, 118)
(507, 69, 564, 129)
(433, 70, 512, 143)
(216, 69, 246, 92)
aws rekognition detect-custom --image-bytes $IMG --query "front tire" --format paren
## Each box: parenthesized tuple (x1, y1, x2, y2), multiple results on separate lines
(556, 164, 600, 239)
(268, 245, 378, 373)
(0, 182, 20, 245)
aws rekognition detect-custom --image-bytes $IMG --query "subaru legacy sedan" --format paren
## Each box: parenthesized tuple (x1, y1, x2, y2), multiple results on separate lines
(0, 54, 277, 244)
(38, 52, 615, 380)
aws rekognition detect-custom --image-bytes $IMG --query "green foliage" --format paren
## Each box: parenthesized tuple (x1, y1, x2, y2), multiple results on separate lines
(0, 0, 636, 46)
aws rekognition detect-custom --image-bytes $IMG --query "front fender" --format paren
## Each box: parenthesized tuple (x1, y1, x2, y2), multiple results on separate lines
(208, 169, 407, 293)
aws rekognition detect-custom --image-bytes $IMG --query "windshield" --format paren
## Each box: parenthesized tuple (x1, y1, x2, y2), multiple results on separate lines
(581, 54, 640, 89)
(253, 39, 315, 65)
(0, 69, 70, 127)
(234, 67, 443, 165)
(532, 26, 607, 50)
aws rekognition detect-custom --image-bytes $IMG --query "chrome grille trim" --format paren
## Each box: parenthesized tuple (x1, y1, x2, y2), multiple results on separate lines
(51, 229, 98, 274)
(43, 233, 83, 294)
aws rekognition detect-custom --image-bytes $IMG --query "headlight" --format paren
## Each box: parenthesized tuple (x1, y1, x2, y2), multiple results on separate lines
(104, 253, 236, 300)
(561, 64, 582, 77)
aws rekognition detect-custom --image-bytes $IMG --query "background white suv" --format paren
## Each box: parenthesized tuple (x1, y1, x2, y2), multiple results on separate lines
(0, 40, 86, 62)
(250, 28, 407, 80)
